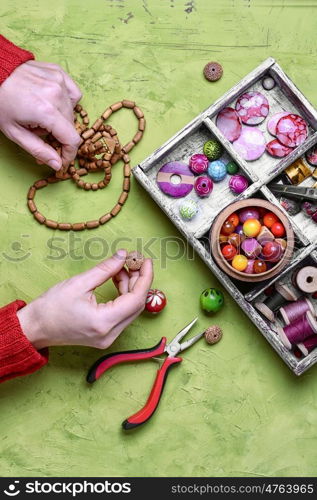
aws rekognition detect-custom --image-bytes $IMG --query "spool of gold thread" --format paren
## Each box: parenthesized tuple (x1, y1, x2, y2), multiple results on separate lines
(284, 159, 312, 185)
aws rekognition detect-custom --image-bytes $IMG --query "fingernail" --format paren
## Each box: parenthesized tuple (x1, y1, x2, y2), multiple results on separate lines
(115, 249, 127, 259)
(48, 159, 61, 170)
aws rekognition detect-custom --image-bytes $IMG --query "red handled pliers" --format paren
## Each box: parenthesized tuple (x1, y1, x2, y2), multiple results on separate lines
(87, 317, 203, 430)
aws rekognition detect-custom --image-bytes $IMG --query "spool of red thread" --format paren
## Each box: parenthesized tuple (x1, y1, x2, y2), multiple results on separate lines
(279, 297, 315, 325)
(277, 311, 317, 350)
(297, 335, 317, 356)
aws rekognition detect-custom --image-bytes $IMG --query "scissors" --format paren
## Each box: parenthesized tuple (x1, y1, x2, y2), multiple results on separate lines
(87, 317, 204, 430)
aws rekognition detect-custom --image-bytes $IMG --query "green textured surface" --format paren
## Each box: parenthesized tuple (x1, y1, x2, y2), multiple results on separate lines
(1, 0, 317, 478)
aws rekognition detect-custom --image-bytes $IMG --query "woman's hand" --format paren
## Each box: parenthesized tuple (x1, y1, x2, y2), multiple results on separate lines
(0, 60, 82, 170)
(17, 250, 153, 350)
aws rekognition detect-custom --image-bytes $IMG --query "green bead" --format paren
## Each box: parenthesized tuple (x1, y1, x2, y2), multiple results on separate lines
(179, 199, 198, 220)
(203, 139, 223, 160)
(226, 161, 239, 175)
(200, 288, 224, 313)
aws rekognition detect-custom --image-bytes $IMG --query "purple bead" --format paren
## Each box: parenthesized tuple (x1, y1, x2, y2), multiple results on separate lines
(157, 162, 194, 198)
(189, 154, 208, 174)
(229, 174, 249, 194)
(238, 208, 260, 223)
(236, 224, 244, 235)
(241, 238, 262, 258)
(244, 259, 255, 274)
(194, 176, 213, 197)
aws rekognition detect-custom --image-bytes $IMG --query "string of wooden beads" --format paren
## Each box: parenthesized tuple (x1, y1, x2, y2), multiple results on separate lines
(27, 100, 145, 230)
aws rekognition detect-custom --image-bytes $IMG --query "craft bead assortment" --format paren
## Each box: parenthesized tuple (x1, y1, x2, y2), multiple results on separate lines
(134, 58, 317, 374)
(27, 100, 146, 230)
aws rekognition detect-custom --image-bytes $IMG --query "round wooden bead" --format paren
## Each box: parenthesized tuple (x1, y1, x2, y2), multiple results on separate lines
(125, 251, 145, 271)
(204, 325, 223, 345)
(203, 62, 223, 82)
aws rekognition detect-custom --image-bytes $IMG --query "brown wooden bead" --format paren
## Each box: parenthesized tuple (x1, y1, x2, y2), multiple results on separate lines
(84, 183, 92, 190)
(82, 129, 94, 140)
(133, 106, 144, 119)
(122, 99, 135, 108)
(138, 118, 145, 131)
(28, 200, 37, 213)
(92, 132, 102, 143)
(58, 223, 73, 231)
(98, 181, 106, 189)
(45, 219, 58, 229)
(80, 109, 87, 117)
(102, 109, 112, 120)
(123, 178, 130, 191)
(111, 153, 121, 165)
(91, 183, 99, 191)
(47, 176, 59, 184)
(77, 180, 85, 188)
(72, 222, 86, 231)
(111, 102, 123, 111)
(27, 187, 36, 199)
(75, 104, 82, 112)
(99, 213, 112, 225)
(111, 204, 122, 216)
(34, 179, 48, 189)
(34, 212, 46, 224)
(122, 154, 130, 163)
(92, 118, 103, 131)
(118, 192, 128, 205)
(122, 142, 134, 154)
(133, 131, 143, 144)
(83, 116, 89, 125)
(124, 164, 131, 177)
(86, 220, 100, 229)
(77, 168, 88, 176)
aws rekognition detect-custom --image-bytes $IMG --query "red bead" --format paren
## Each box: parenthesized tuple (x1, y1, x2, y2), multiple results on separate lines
(220, 220, 235, 236)
(263, 212, 278, 228)
(227, 213, 239, 227)
(145, 289, 167, 314)
(271, 221, 285, 237)
(221, 244, 237, 260)
(253, 260, 267, 274)
(262, 241, 282, 262)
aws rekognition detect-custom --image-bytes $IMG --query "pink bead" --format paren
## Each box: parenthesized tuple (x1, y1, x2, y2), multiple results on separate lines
(306, 146, 317, 166)
(235, 91, 269, 125)
(189, 154, 209, 174)
(266, 139, 293, 158)
(244, 259, 255, 274)
(216, 107, 242, 142)
(194, 176, 213, 197)
(228, 174, 249, 194)
(267, 112, 289, 136)
(276, 114, 308, 148)
(232, 127, 266, 161)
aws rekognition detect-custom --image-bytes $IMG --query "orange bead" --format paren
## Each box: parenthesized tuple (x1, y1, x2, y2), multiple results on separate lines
(227, 212, 239, 227)
(221, 220, 235, 235)
(253, 260, 267, 274)
(263, 212, 278, 228)
(232, 254, 248, 271)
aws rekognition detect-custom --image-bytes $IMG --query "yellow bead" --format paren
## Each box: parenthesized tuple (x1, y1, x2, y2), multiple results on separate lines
(232, 254, 248, 271)
(243, 218, 261, 237)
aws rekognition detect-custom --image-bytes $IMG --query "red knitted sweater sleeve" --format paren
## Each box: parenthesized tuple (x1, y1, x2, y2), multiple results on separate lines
(0, 34, 34, 85)
(0, 300, 48, 383)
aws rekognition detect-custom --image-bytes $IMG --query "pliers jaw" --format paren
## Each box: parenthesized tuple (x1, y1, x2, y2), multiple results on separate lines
(165, 317, 204, 357)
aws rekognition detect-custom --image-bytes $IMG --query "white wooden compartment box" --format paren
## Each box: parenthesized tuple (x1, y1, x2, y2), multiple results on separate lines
(133, 58, 317, 375)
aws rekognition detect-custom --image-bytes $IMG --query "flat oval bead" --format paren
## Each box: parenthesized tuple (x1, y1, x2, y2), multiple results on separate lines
(266, 139, 293, 158)
(216, 107, 242, 142)
(276, 114, 308, 147)
(235, 91, 269, 125)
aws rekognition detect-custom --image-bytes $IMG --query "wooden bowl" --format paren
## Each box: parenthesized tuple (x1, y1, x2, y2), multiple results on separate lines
(209, 198, 294, 282)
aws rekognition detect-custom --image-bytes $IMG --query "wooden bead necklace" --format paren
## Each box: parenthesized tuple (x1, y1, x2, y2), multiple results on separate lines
(27, 100, 145, 230)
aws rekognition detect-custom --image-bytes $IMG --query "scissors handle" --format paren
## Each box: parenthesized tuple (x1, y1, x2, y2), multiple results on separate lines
(122, 356, 182, 430)
(87, 337, 167, 383)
